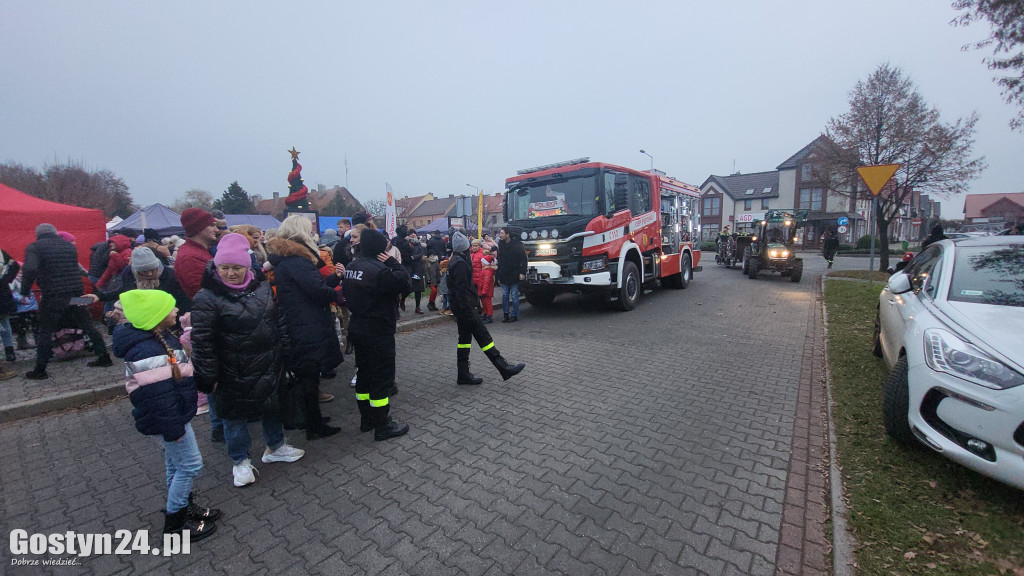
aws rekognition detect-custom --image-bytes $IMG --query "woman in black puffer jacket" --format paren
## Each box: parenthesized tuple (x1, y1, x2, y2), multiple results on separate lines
(191, 234, 306, 487)
(266, 216, 345, 440)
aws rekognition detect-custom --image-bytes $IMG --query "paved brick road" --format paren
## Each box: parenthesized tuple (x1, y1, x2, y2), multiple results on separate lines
(2, 251, 850, 575)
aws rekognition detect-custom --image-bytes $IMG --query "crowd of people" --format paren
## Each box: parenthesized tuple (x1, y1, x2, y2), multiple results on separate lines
(1, 207, 529, 540)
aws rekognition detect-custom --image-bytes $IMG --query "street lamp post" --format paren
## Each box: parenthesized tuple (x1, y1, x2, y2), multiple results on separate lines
(639, 149, 654, 171)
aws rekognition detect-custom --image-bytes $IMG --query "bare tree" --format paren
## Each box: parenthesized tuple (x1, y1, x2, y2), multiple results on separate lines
(822, 63, 986, 270)
(362, 198, 387, 228)
(170, 189, 214, 213)
(952, 0, 1024, 130)
(1, 160, 137, 218)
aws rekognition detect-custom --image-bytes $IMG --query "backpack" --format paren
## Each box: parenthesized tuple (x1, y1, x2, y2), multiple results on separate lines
(52, 328, 87, 361)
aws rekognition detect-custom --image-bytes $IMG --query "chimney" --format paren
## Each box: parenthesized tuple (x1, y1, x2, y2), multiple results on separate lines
(273, 192, 279, 201)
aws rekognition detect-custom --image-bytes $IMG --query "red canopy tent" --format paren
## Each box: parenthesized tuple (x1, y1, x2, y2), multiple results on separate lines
(0, 182, 107, 267)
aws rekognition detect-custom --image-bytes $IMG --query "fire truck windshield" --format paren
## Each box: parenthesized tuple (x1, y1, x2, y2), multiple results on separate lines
(507, 173, 600, 220)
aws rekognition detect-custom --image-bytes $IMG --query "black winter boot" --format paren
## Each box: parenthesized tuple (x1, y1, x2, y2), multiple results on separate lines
(305, 391, 340, 440)
(4, 346, 15, 362)
(357, 399, 374, 432)
(163, 507, 217, 541)
(373, 405, 409, 441)
(456, 348, 483, 386)
(187, 492, 221, 522)
(484, 346, 525, 381)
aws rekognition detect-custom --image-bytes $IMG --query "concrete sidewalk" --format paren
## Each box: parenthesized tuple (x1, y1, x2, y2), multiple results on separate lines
(0, 299, 470, 424)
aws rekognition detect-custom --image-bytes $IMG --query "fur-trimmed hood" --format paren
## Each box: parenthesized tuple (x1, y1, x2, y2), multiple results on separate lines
(266, 236, 319, 265)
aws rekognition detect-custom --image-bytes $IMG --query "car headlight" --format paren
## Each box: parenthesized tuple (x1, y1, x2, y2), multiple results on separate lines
(924, 328, 1024, 390)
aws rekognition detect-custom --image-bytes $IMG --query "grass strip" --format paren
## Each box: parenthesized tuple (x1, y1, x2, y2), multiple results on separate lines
(824, 280, 1024, 575)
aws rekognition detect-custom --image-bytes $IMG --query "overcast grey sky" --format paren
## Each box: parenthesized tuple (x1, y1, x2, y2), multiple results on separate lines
(2, 1, 1020, 218)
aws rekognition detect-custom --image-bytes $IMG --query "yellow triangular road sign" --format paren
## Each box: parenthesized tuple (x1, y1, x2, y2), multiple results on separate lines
(857, 164, 900, 196)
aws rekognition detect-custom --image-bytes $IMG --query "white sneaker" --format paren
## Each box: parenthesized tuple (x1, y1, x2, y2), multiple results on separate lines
(350, 370, 358, 387)
(232, 458, 258, 487)
(261, 444, 305, 464)
(196, 404, 209, 415)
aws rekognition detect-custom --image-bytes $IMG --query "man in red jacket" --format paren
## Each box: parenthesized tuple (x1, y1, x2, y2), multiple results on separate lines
(175, 208, 224, 440)
(175, 208, 218, 300)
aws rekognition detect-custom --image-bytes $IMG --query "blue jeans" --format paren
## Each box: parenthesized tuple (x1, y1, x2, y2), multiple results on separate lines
(161, 423, 203, 514)
(501, 283, 520, 317)
(223, 416, 285, 465)
(207, 394, 225, 437)
(0, 315, 12, 348)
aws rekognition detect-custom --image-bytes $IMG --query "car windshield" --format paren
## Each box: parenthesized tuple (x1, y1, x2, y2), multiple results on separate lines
(948, 243, 1024, 307)
(507, 173, 600, 220)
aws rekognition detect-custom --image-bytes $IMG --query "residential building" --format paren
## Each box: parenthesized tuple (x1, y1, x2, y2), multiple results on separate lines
(701, 136, 873, 246)
(963, 192, 1024, 232)
(395, 193, 433, 223)
(253, 184, 361, 218)
(404, 196, 458, 230)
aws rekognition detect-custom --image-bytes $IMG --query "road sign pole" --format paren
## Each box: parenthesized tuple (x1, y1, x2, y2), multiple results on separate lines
(869, 195, 877, 286)
(855, 164, 900, 287)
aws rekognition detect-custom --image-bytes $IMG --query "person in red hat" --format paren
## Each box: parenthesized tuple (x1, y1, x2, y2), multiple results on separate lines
(175, 207, 224, 442)
(176, 208, 218, 300)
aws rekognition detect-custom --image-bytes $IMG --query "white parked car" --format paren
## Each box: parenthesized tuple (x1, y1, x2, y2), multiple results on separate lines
(873, 237, 1024, 490)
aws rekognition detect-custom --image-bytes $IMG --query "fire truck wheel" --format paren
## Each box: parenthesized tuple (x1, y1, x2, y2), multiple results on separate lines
(748, 257, 760, 280)
(668, 253, 691, 289)
(525, 290, 556, 307)
(616, 261, 640, 311)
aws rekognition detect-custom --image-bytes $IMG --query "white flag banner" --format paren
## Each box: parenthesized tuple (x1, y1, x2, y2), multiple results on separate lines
(385, 183, 397, 239)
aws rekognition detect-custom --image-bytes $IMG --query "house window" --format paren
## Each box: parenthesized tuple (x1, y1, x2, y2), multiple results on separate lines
(704, 224, 719, 240)
(761, 198, 770, 210)
(743, 199, 752, 211)
(801, 164, 813, 180)
(703, 196, 720, 216)
(798, 187, 823, 211)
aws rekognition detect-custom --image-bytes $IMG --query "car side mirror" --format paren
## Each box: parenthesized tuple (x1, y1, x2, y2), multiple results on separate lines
(888, 272, 912, 295)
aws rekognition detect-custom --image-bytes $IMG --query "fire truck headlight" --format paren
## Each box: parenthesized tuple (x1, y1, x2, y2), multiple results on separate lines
(769, 250, 778, 258)
(521, 232, 528, 241)
(538, 243, 552, 250)
(781, 250, 789, 258)
(530, 231, 538, 239)
(540, 229, 549, 238)
(582, 258, 606, 273)
(551, 229, 559, 238)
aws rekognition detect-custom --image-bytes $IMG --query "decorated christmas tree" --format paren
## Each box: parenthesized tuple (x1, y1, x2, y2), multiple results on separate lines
(285, 147, 310, 211)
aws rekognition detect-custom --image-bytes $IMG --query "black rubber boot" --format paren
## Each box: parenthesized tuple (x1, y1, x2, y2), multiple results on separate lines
(357, 399, 374, 432)
(163, 507, 217, 540)
(4, 346, 15, 362)
(484, 347, 525, 381)
(373, 405, 409, 441)
(187, 492, 221, 522)
(456, 348, 483, 386)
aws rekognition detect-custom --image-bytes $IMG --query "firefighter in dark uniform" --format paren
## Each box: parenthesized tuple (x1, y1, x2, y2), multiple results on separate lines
(448, 231, 526, 385)
(341, 228, 412, 441)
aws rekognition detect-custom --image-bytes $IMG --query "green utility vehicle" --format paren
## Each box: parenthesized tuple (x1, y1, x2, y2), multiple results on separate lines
(738, 210, 805, 282)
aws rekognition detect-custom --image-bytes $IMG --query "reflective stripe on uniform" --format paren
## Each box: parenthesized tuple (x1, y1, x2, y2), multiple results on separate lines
(481, 342, 494, 352)
(457, 343, 471, 349)
(369, 397, 389, 408)
(356, 392, 369, 401)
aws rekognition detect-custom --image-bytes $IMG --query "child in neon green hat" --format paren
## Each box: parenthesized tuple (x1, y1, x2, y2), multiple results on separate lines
(112, 289, 219, 541)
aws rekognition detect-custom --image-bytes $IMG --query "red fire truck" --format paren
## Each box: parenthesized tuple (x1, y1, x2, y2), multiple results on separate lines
(503, 157, 702, 311)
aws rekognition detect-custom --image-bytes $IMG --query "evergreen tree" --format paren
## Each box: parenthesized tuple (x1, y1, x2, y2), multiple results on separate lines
(213, 181, 255, 214)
